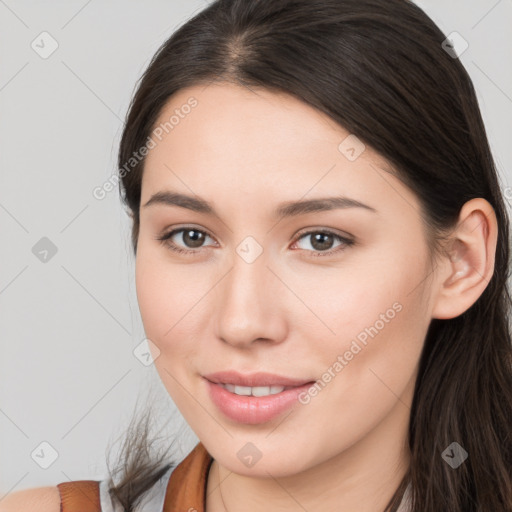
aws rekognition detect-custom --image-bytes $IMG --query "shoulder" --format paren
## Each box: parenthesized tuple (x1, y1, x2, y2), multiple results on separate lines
(0, 486, 61, 512)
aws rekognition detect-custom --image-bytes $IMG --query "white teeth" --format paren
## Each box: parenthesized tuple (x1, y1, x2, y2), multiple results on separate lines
(234, 385, 252, 396)
(219, 383, 286, 396)
(252, 385, 284, 397)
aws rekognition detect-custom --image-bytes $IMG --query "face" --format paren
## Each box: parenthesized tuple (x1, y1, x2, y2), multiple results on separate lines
(135, 82, 435, 477)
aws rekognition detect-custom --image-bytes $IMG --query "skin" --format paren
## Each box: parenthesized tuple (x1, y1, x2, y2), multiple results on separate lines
(135, 82, 497, 512)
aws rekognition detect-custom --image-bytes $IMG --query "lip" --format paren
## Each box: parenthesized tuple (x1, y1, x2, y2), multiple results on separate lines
(203, 371, 316, 424)
(203, 370, 313, 387)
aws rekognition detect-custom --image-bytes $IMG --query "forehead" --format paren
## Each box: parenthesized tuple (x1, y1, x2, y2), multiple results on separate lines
(140, 82, 421, 219)
(147, 81, 350, 166)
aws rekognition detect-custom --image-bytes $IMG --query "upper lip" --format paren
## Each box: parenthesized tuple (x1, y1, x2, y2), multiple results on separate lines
(203, 370, 314, 387)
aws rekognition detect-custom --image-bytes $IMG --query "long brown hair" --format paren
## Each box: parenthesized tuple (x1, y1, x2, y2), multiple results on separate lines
(104, 0, 512, 510)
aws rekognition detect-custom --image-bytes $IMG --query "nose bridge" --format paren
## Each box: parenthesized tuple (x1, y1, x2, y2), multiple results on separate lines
(215, 241, 285, 347)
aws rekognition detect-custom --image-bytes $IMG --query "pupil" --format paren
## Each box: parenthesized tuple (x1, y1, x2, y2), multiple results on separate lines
(184, 230, 204, 248)
(312, 233, 333, 251)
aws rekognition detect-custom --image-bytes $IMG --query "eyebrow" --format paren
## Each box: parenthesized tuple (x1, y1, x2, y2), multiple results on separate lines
(142, 191, 377, 218)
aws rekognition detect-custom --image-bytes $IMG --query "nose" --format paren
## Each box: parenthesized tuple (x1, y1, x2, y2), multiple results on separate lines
(214, 250, 288, 349)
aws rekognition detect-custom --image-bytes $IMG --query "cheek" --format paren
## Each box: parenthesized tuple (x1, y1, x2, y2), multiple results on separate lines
(288, 286, 425, 463)
(135, 250, 207, 409)
(286, 252, 419, 353)
(135, 252, 173, 342)
(301, 247, 428, 398)
(135, 247, 214, 358)
(135, 246, 198, 343)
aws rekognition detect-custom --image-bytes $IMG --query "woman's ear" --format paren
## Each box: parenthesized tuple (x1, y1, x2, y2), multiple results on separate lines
(430, 198, 498, 320)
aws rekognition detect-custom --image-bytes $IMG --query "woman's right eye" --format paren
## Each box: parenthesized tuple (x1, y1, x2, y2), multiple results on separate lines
(155, 227, 216, 255)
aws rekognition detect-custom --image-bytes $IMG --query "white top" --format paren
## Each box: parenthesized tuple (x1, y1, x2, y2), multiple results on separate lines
(98, 466, 412, 511)
(98, 466, 174, 512)
(397, 482, 412, 511)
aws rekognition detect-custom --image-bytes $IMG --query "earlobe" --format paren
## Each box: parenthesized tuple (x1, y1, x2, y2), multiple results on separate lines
(431, 198, 498, 320)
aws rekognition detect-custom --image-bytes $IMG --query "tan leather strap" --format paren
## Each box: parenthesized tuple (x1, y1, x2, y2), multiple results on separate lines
(162, 442, 213, 512)
(57, 480, 101, 512)
(56, 443, 212, 512)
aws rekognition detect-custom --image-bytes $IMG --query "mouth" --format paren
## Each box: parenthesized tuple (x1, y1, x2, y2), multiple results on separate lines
(203, 371, 316, 424)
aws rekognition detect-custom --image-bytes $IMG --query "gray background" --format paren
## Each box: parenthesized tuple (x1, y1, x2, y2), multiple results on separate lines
(1, 0, 511, 495)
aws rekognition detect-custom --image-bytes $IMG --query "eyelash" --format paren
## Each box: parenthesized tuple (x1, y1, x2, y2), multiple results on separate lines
(155, 226, 355, 258)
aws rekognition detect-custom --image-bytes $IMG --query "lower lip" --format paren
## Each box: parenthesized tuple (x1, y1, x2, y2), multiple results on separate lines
(205, 378, 314, 424)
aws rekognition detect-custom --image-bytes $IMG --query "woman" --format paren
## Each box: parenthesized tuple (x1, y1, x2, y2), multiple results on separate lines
(4, 0, 511, 510)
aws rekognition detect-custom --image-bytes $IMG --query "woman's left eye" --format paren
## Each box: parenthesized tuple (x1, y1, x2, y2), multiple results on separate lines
(291, 229, 355, 257)
(156, 227, 354, 257)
